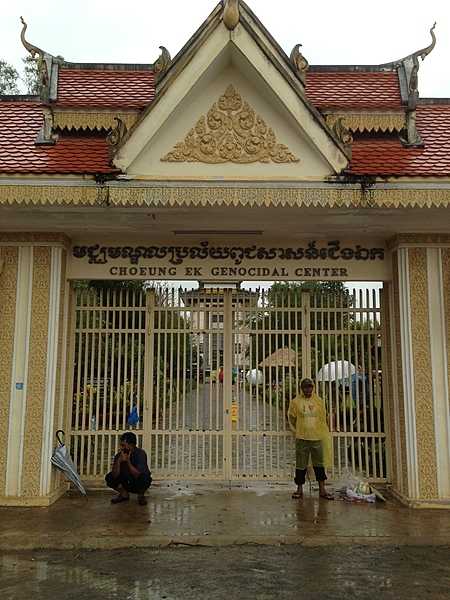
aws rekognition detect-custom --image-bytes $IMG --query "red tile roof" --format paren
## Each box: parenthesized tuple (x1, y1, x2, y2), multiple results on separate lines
(0, 101, 114, 174)
(57, 68, 155, 109)
(350, 104, 450, 177)
(55, 67, 401, 112)
(1, 99, 449, 178)
(306, 71, 402, 109)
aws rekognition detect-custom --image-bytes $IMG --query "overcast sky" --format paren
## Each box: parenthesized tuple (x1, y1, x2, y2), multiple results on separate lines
(1, 0, 449, 97)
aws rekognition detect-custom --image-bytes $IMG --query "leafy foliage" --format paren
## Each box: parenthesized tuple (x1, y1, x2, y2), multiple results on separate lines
(0, 60, 19, 94)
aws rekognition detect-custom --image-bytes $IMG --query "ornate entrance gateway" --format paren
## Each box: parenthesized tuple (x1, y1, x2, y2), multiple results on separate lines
(69, 283, 386, 484)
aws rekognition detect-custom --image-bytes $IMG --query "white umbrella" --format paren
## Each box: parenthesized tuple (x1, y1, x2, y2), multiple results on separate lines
(246, 369, 263, 384)
(51, 430, 87, 496)
(316, 360, 356, 382)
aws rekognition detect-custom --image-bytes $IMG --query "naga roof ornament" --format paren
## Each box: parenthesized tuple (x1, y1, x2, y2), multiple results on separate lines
(398, 22, 437, 104)
(398, 23, 437, 147)
(20, 16, 50, 91)
(223, 0, 240, 31)
(153, 46, 172, 82)
(290, 44, 309, 84)
(19, 17, 64, 102)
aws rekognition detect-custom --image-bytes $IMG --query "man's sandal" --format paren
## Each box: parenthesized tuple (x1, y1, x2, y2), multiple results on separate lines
(111, 495, 129, 504)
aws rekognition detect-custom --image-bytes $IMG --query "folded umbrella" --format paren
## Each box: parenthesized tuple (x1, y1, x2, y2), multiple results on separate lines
(51, 430, 87, 496)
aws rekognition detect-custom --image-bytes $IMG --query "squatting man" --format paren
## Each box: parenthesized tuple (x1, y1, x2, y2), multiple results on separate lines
(105, 432, 152, 505)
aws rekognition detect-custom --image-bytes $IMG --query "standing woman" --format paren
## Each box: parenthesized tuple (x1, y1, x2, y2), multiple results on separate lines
(288, 378, 334, 499)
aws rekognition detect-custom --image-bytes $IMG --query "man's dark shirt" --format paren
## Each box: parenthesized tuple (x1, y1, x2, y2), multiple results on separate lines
(113, 447, 150, 477)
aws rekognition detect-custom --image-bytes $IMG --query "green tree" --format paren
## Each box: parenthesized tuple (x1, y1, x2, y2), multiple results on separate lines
(0, 60, 19, 94)
(247, 281, 351, 370)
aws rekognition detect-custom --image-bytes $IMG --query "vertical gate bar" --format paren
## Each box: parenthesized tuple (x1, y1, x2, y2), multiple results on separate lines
(176, 291, 182, 475)
(102, 288, 109, 434)
(169, 288, 175, 437)
(65, 286, 77, 473)
(109, 289, 117, 431)
(81, 291, 90, 434)
(353, 292, 362, 472)
(188, 290, 193, 475)
(302, 292, 311, 379)
(136, 291, 143, 433)
(262, 290, 267, 475)
(367, 289, 376, 478)
(294, 288, 300, 397)
(346, 287, 356, 473)
(114, 289, 121, 432)
(380, 286, 389, 481)
(162, 294, 168, 471)
(94, 290, 102, 473)
(287, 288, 293, 434)
(123, 290, 129, 432)
(373, 288, 382, 478)
(155, 292, 161, 435)
(130, 289, 136, 428)
(254, 289, 260, 477)
(144, 289, 155, 465)
(74, 290, 82, 435)
(182, 291, 188, 475)
(223, 289, 233, 481)
(359, 289, 370, 477)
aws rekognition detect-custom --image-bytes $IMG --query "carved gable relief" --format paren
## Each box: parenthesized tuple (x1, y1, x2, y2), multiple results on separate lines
(161, 85, 300, 164)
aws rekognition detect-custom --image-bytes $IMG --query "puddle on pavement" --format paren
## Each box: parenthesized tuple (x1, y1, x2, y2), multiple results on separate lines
(1, 554, 168, 599)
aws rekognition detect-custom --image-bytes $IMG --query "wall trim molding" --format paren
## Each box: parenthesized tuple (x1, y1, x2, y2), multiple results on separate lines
(5, 247, 33, 496)
(39, 247, 63, 496)
(398, 248, 420, 498)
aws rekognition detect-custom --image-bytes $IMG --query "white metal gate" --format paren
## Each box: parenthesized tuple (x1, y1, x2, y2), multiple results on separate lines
(70, 284, 387, 483)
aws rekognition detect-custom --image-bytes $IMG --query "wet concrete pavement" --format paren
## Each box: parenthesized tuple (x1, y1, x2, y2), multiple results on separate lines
(1, 482, 450, 550)
(2, 545, 450, 599)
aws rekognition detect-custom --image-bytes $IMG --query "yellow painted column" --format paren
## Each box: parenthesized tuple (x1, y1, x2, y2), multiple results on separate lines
(0, 234, 71, 506)
(389, 236, 450, 507)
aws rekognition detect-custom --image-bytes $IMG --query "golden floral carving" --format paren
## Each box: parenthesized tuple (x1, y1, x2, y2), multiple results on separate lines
(442, 250, 450, 415)
(1, 184, 450, 209)
(162, 85, 299, 164)
(408, 248, 438, 499)
(21, 247, 51, 497)
(0, 248, 18, 495)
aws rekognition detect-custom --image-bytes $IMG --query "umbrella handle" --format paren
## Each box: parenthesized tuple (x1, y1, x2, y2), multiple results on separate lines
(55, 430, 65, 446)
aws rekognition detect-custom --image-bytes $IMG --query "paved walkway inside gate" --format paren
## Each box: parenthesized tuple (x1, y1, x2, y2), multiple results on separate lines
(1, 482, 450, 551)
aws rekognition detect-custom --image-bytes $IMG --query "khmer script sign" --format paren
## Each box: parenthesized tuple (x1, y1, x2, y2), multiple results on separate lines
(68, 240, 390, 281)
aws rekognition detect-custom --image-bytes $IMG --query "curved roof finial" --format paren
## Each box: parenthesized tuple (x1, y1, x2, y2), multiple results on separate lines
(20, 16, 45, 59)
(416, 22, 437, 61)
(223, 0, 240, 31)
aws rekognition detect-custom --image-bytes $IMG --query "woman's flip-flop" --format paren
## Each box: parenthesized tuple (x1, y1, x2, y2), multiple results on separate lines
(319, 493, 334, 500)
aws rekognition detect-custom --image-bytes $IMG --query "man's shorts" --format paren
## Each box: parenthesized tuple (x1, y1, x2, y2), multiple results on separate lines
(295, 439, 325, 470)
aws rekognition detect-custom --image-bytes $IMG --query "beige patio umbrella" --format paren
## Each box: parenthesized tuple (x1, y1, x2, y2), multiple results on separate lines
(259, 347, 298, 368)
